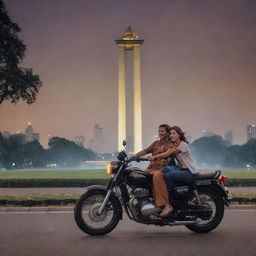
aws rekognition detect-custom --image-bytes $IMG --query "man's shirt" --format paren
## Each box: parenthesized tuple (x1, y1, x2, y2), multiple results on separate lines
(144, 139, 175, 170)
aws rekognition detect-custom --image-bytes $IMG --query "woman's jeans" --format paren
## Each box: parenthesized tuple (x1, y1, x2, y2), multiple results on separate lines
(162, 166, 198, 189)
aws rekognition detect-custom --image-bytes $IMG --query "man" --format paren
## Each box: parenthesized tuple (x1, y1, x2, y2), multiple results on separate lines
(135, 124, 175, 217)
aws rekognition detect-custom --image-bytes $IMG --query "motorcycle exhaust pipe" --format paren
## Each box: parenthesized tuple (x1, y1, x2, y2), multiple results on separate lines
(168, 218, 201, 226)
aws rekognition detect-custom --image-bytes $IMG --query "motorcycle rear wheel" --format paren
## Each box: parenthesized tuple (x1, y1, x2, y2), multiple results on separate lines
(74, 189, 121, 235)
(185, 188, 224, 233)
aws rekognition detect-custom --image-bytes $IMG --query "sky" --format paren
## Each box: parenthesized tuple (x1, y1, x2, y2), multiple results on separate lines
(0, 0, 256, 151)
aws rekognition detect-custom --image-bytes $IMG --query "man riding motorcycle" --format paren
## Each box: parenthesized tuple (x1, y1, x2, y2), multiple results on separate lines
(135, 124, 176, 217)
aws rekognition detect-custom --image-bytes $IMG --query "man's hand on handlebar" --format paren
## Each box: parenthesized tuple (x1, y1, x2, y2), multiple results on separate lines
(128, 156, 149, 162)
(147, 155, 155, 161)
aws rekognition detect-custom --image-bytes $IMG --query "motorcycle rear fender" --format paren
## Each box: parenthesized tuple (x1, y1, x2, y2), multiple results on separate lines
(194, 180, 230, 206)
(84, 185, 123, 219)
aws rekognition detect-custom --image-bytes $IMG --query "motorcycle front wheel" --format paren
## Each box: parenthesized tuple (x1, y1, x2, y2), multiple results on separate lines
(185, 188, 224, 233)
(74, 189, 121, 235)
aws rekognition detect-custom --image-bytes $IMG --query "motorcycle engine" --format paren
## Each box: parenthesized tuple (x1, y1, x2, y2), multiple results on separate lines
(133, 188, 161, 216)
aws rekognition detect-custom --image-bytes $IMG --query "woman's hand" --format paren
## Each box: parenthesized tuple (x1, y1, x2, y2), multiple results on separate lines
(147, 155, 155, 161)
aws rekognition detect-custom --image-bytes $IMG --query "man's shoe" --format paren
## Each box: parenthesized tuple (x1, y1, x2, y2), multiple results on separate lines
(159, 205, 173, 218)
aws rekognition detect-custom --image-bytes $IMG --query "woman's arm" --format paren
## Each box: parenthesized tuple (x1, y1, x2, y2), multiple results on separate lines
(153, 148, 181, 159)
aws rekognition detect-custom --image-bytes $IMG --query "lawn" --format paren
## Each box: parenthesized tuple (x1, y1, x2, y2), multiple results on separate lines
(201, 169, 256, 179)
(0, 169, 255, 179)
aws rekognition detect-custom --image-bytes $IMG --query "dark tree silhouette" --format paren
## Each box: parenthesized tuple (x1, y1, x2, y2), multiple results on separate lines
(47, 137, 97, 167)
(190, 135, 225, 167)
(0, 0, 42, 104)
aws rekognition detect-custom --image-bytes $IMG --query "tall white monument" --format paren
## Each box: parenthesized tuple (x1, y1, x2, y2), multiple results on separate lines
(115, 27, 144, 152)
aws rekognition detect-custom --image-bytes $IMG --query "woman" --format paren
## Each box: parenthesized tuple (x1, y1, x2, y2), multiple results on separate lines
(152, 126, 198, 195)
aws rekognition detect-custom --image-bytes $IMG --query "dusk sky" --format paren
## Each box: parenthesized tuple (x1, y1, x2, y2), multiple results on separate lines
(0, 0, 256, 151)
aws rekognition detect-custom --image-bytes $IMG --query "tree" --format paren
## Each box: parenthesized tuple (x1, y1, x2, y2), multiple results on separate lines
(190, 135, 225, 168)
(23, 140, 46, 168)
(242, 139, 256, 167)
(47, 137, 97, 167)
(222, 145, 244, 168)
(0, 0, 42, 104)
(0, 134, 24, 169)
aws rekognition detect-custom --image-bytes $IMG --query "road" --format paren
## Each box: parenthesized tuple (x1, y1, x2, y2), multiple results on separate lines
(0, 208, 255, 256)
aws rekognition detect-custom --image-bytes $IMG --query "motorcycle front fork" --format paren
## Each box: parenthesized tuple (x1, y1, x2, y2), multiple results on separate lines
(97, 189, 113, 215)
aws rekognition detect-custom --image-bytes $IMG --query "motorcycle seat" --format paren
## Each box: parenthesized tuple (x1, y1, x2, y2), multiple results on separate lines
(195, 170, 221, 180)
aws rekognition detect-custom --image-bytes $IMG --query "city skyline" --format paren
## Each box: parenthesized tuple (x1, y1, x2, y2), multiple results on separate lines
(0, 0, 256, 151)
(2, 121, 255, 151)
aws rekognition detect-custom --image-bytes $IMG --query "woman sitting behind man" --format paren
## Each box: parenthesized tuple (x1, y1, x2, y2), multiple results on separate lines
(151, 126, 199, 216)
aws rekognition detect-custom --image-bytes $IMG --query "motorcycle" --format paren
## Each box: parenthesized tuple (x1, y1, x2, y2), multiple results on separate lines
(74, 142, 231, 236)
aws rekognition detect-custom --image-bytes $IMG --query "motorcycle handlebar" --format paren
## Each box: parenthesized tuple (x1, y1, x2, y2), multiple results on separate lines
(127, 156, 149, 163)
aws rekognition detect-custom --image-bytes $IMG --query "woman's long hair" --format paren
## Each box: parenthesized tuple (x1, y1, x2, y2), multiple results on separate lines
(170, 126, 189, 144)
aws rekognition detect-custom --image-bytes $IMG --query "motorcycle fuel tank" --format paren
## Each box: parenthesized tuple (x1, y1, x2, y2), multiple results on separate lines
(126, 168, 152, 188)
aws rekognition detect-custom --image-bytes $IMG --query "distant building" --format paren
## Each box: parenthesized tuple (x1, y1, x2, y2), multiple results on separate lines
(25, 122, 40, 143)
(224, 130, 233, 146)
(89, 139, 94, 150)
(2, 131, 10, 139)
(247, 124, 256, 141)
(91, 125, 103, 153)
(74, 135, 84, 146)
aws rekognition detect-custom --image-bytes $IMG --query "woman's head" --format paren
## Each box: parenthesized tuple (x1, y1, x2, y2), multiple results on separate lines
(170, 126, 188, 143)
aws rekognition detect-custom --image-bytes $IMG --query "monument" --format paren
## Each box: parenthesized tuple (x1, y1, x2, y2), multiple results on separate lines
(115, 27, 144, 152)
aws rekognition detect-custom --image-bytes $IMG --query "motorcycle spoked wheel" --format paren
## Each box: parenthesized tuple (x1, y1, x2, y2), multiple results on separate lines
(185, 188, 224, 233)
(74, 189, 121, 236)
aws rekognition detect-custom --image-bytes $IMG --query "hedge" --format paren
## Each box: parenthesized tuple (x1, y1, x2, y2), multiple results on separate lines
(0, 179, 108, 187)
(0, 178, 256, 187)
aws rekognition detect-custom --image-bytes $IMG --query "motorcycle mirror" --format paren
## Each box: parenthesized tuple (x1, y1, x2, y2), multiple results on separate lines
(122, 140, 127, 147)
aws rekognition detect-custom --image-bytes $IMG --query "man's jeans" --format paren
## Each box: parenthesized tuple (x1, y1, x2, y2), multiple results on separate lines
(162, 166, 198, 189)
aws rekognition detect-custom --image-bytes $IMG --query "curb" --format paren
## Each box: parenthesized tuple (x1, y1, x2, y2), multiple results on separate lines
(0, 206, 74, 212)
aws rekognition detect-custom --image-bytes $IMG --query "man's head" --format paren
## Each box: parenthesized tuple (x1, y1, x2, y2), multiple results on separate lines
(158, 124, 170, 140)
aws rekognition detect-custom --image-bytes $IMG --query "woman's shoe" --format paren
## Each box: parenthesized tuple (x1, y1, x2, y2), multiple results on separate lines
(159, 205, 173, 217)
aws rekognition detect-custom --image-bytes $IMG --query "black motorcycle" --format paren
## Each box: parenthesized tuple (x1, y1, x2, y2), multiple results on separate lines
(74, 145, 231, 236)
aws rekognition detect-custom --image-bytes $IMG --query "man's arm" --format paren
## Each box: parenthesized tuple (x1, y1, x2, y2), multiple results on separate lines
(135, 142, 155, 157)
(153, 148, 181, 159)
(135, 149, 148, 157)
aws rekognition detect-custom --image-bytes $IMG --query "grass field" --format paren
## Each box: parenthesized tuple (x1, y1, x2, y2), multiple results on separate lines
(0, 169, 255, 179)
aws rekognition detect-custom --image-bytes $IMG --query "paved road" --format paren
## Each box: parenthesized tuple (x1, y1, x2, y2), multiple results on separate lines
(0, 187, 255, 195)
(0, 209, 255, 256)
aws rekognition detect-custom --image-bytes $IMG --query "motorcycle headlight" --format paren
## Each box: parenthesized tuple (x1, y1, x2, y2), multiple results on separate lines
(106, 161, 118, 175)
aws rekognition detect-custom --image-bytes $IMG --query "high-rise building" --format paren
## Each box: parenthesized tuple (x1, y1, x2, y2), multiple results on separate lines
(89, 139, 94, 150)
(224, 130, 233, 146)
(25, 122, 40, 143)
(91, 125, 103, 153)
(247, 124, 256, 141)
(1, 131, 10, 139)
(74, 135, 84, 147)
